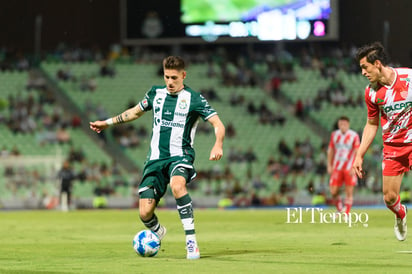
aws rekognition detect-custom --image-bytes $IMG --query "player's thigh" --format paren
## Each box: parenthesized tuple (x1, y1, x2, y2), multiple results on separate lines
(329, 170, 343, 187)
(382, 174, 404, 200)
(343, 170, 357, 186)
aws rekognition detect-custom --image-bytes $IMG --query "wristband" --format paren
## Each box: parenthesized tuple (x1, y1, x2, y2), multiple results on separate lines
(105, 118, 113, 125)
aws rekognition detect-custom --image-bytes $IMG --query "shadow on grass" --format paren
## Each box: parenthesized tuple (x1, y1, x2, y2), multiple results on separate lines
(201, 248, 285, 259)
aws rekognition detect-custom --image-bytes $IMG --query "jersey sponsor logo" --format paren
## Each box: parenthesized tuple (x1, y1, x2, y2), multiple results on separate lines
(161, 120, 185, 128)
(334, 143, 353, 149)
(175, 112, 187, 117)
(382, 101, 412, 113)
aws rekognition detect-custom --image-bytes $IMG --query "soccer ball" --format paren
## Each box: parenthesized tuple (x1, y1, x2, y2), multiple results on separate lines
(132, 230, 161, 257)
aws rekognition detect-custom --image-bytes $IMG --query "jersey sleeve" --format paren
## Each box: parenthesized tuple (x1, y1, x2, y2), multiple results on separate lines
(353, 133, 360, 149)
(138, 87, 156, 111)
(194, 93, 217, 121)
(364, 86, 379, 119)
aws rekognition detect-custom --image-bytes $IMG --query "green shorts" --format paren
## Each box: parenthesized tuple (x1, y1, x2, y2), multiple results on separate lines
(138, 156, 197, 203)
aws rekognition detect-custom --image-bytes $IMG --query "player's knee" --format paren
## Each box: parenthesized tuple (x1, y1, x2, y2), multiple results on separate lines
(383, 191, 398, 204)
(138, 198, 156, 221)
(170, 181, 187, 198)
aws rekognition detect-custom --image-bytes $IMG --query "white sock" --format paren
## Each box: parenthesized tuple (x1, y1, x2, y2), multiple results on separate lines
(186, 234, 197, 243)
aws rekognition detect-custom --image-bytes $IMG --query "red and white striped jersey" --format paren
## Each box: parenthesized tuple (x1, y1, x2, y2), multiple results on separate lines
(329, 129, 360, 171)
(365, 68, 412, 144)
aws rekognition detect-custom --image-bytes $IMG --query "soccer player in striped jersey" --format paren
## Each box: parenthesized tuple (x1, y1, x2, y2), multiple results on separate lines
(353, 42, 412, 241)
(90, 56, 225, 259)
(327, 116, 360, 215)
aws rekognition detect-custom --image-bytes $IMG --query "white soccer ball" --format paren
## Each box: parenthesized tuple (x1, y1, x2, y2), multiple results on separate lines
(132, 230, 161, 257)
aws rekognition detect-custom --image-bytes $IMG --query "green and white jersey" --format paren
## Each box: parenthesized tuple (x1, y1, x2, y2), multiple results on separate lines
(138, 85, 217, 161)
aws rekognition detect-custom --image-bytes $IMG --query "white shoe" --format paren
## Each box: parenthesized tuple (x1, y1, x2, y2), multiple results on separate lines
(154, 225, 167, 241)
(186, 239, 200, 260)
(394, 205, 407, 241)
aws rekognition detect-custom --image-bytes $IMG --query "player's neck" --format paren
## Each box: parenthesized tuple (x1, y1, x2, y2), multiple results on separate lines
(379, 67, 395, 87)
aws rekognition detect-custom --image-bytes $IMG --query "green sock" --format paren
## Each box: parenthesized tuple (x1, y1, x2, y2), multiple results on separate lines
(176, 194, 195, 235)
(141, 214, 160, 232)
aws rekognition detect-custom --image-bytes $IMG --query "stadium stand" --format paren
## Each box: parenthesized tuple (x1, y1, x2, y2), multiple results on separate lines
(0, 46, 385, 209)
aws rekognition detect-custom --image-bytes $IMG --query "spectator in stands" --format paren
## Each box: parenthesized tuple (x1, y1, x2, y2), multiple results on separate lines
(229, 91, 244, 106)
(56, 67, 73, 82)
(266, 156, 282, 178)
(36, 124, 57, 145)
(228, 146, 243, 162)
(295, 99, 305, 119)
(99, 60, 115, 77)
(0, 146, 9, 157)
(278, 138, 292, 158)
(246, 100, 257, 115)
(10, 145, 21, 156)
(225, 122, 236, 138)
(56, 124, 71, 144)
(244, 147, 257, 163)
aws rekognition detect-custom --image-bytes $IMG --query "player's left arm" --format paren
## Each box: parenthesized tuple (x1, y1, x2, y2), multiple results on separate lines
(207, 115, 225, 161)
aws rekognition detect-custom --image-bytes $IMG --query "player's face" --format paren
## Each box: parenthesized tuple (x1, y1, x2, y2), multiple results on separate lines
(338, 120, 350, 133)
(359, 57, 381, 83)
(164, 69, 186, 93)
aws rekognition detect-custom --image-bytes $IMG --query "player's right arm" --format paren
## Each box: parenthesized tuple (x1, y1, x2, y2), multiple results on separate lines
(327, 145, 334, 175)
(327, 133, 335, 174)
(89, 104, 145, 133)
(352, 116, 379, 178)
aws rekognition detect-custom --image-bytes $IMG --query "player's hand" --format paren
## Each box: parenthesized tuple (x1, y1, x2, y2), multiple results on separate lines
(352, 156, 364, 179)
(89, 120, 109, 133)
(209, 145, 223, 161)
(327, 164, 333, 175)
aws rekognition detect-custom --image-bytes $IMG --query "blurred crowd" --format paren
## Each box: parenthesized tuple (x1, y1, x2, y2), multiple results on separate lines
(0, 41, 384, 208)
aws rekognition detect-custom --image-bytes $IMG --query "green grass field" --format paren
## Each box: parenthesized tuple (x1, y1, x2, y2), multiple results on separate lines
(1, 208, 412, 273)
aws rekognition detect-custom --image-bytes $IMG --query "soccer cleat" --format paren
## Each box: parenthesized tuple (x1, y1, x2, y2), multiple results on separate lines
(186, 239, 200, 260)
(154, 225, 167, 241)
(394, 205, 407, 241)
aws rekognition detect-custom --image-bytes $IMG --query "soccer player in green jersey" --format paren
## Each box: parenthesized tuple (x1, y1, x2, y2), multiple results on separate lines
(89, 56, 225, 259)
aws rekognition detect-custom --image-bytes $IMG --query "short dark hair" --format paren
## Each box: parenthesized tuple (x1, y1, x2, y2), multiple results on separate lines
(338, 116, 350, 122)
(163, 56, 185, 70)
(355, 41, 389, 66)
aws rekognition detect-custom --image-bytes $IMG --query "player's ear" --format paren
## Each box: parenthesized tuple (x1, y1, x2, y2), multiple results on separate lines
(374, 59, 382, 68)
(182, 70, 186, 79)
